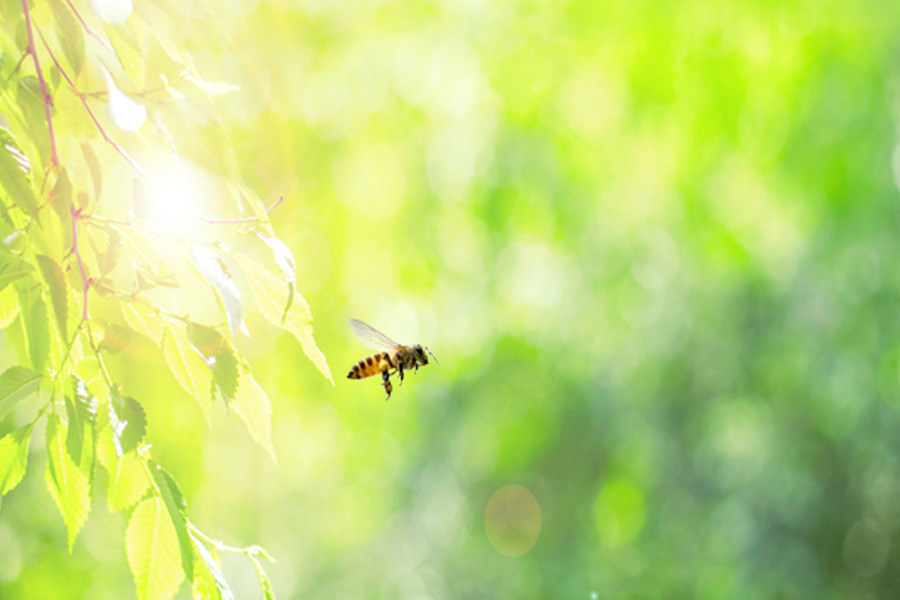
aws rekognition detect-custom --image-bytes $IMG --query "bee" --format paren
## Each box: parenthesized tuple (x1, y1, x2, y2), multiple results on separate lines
(346, 319, 436, 400)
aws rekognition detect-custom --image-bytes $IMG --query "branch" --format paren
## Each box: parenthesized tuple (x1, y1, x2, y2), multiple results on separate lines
(188, 195, 284, 224)
(21, 0, 59, 167)
(38, 31, 151, 184)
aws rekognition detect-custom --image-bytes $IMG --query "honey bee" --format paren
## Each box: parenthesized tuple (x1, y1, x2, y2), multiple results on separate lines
(346, 319, 436, 400)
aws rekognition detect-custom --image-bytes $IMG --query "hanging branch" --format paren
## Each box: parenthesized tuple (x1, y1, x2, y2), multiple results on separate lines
(21, 0, 59, 167)
(38, 30, 151, 183)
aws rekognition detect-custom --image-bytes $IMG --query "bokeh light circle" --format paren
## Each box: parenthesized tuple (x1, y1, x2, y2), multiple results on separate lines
(484, 484, 542, 557)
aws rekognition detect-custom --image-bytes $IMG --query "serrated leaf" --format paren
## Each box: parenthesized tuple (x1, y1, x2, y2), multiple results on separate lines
(0, 423, 33, 495)
(121, 301, 164, 344)
(0, 284, 20, 328)
(260, 236, 295, 285)
(49, 0, 85, 76)
(81, 143, 102, 200)
(186, 324, 237, 402)
(126, 497, 185, 600)
(231, 373, 276, 462)
(109, 390, 146, 457)
(190, 246, 243, 338)
(235, 254, 333, 383)
(65, 376, 97, 480)
(0, 127, 37, 215)
(149, 462, 193, 580)
(0, 365, 43, 417)
(247, 553, 275, 600)
(50, 167, 73, 221)
(162, 325, 211, 419)
(0, 251, 33, 292)
(97, 425, 150, 511)
(45, 413, 91, 550)
(18, 285, 50, 371)
(105, 23, 143, 85)
(186, 323, 226, 357)
(36, 255, 68, 341)
(212, 347, 238, 403)
(191, 533, 234, 600)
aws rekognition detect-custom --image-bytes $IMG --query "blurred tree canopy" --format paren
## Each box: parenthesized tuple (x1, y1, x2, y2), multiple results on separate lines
(2, 0, 900, 598)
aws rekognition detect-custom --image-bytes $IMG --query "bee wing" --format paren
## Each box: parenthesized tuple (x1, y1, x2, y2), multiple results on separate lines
(349, 319, 401, 352)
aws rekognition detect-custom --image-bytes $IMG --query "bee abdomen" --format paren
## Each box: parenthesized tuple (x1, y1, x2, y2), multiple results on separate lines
(347, 352, 391, 379)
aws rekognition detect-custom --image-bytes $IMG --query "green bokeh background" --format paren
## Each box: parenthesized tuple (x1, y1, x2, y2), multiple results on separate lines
(4, 0, 900, 597)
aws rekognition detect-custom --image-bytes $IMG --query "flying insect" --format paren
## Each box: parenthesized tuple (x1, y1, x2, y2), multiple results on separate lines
(346, 319, 435, 400)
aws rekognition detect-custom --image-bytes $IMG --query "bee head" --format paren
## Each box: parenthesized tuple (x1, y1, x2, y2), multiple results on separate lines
(413, 345, 438, 366)
(411, 345, 429, 366)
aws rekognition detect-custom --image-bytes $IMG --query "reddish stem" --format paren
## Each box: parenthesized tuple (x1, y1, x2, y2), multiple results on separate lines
(38, 31, 151, 183)
(63, 0, 114, 52)
(21, 0, 59, 167)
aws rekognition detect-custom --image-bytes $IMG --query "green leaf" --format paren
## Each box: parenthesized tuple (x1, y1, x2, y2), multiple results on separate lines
(0, 423, 33, 495)
(149, 462, 193, 581)
(18, 285, 50, 371)
(121, 301, 165, 345)
(190, 246, 243, 338)
(191, 533, 233, 600)
(0, 251, 32, 292)
(248, 552, 275, 600)
(36, 255, 69, 342)
(0, 284, 19, 328)
(106, 22, 144, 85)
(109, 391, 147, 457)
(186, 322, 226, 357)
(0, 365, 43, 417)
(49, 167, 73, 220)
(97, 426, 151, 511)
(162, 324, 212, 419)
(45, 413, 91, 550)
(49, 0, 85, 76)
(126, 497, 185, 600)
(186, 324, 237, 402)
(98, 228, 123, 275)
(65, 376, 97, 480)
(235, 254, 333, 383)
(231, 372, 276, 462)
(0, 127, 37, 215)
(81, 142, 102, 200)
(212, 347, 238, 403)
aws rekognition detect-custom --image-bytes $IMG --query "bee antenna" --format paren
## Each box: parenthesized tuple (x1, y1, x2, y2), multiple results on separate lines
(425, 346, 439, 364)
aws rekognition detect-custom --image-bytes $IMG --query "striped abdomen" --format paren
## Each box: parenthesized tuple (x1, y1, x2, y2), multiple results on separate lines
(347, 352, 394, 379)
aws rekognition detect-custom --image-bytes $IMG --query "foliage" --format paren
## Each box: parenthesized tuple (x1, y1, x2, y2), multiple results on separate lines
(3, 0, 900, 599)
(0, 0, 331, 597)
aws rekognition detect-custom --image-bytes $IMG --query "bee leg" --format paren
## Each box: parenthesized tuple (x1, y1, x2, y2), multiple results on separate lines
(398, 363, 404, 385)
(382, 369, 392, 401)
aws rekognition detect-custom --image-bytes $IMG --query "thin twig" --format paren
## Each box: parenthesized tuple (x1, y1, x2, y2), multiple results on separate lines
(2, 51, 28, 86)
(188, 195, 284, 224)
(190, 524, 271, 558)
(63, 0, 114, 52)
(71, 204, 90, 319)
(53, 316, 86, 380)
(21, 0, 59, 167)
(38, 30, 151, 183)
(84, 321, 113, 387)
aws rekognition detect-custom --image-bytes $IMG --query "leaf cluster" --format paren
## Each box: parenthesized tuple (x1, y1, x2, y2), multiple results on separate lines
(0, 1, 329, 598)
